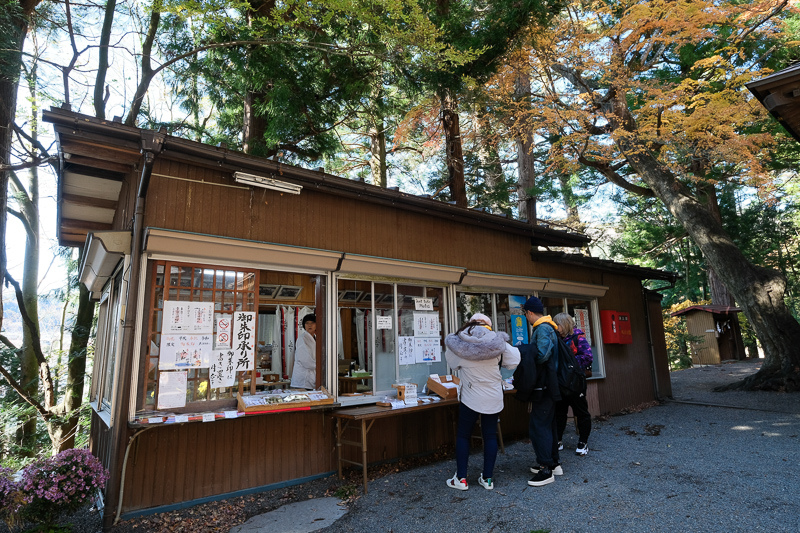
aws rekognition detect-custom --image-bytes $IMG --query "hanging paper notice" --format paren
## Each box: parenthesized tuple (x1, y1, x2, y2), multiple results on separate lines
(398, 336, 415, 365)
(414, 337, 441, 363)
(413, 297, 434, 311)
(233, 312, 256, 372)
(159, 334, 212, 369)
(209, 349, 236, 388)
(157, 371, 187, 409)
(376, 315, 392, 330)
(413, 312, 440, 337)
(162, 301, 214, 334)
(574, 308, 591, 344)
(216, 316, 232, 348)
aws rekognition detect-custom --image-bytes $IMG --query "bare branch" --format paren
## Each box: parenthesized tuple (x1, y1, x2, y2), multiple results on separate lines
(0, 364, 51, 420)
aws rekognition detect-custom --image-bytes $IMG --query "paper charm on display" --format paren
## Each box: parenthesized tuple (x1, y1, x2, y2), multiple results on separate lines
(157, 371, 187, 409)
(162, 301, 214, 334)
(216, 316, 232, 348)
(233, 312, 256, 372)
(398, 336, 415, 365)
(574, 308, 591, 343)
(209, 349, 236, 388)
(414, 337, 441, 363)
(412, 312, 440, 337)
(402, 383, 418, 406)
(159, 334, 212, 369)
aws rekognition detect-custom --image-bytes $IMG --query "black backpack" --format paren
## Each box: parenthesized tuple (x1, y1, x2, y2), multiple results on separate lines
(511, 343, 539, 402)
(552, 327, 587, 397)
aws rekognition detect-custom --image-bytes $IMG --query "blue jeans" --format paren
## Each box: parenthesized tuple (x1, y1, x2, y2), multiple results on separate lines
(456, 403, 500, 479)
(528, 395, 560, 467)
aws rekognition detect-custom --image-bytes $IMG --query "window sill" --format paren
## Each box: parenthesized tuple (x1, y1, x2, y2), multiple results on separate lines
(91, 401, 113, 428)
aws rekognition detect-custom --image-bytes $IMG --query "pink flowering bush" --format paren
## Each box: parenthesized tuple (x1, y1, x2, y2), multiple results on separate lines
(0, 466, 25, 529)
(19, 449, 108, 527)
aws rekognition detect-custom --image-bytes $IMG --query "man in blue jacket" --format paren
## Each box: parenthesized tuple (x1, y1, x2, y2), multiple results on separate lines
(522, 296, 562, 486)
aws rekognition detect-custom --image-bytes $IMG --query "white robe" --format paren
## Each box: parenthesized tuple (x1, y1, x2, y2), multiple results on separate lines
(290, 329, 316, 389)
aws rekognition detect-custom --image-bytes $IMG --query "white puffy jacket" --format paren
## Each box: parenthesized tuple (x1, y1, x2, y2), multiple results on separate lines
(444, 325, 520, 414)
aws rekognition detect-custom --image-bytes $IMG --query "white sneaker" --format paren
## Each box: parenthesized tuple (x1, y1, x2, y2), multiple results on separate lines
(530, 463, 563, 476)
(557, 441, 564, 451)
(576, 442, 588, 456)
(478, 474, 494, 490)
(446, 473, 468, 491)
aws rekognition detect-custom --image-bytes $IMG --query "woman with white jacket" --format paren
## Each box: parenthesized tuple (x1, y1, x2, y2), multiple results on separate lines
(444, 313, 520, 491)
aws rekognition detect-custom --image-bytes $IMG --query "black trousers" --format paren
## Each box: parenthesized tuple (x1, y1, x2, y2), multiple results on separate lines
(555, 391, 592, 444)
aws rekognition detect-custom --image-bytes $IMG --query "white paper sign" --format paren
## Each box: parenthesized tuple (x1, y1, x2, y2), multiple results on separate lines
(414, 337, 441, 363)
(398, 336, 415, 365)
(175, 415, 189, 424)
(376, 315, 393, 330)
(224, 410, 238, 419)
(390, 399, 406, 409)
(413, 312, 440, 337)
(413, 297, 434, 311)
(233, 312, 257, 372)
(202, 413, 215, 422)
(216, 316, 232, 348)
(157, 371, 187, 409)
(162, 301, 215, 334)
(209, 349, 236, 389)
(159, 334, 212, 369)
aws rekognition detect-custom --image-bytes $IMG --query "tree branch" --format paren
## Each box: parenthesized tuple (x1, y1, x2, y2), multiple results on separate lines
(4, 271, 56, 408)
(0, 363, 51, 419)
(577, 154, 655, 197)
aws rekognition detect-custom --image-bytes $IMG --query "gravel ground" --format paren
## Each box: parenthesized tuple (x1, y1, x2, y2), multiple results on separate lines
(7, 359, 799, 533)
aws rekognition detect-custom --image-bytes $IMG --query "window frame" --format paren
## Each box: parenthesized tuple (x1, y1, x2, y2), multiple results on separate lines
(137, 260, 259, 413)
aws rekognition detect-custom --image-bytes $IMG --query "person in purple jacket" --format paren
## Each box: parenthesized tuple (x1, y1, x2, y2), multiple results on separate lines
(553, 313, 593, 456)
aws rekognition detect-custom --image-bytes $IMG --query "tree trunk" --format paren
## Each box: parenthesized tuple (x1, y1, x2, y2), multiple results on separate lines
(440, 89, 468, 207)
(93, 0, 117, 119)
(697, 182, 735, 306)
(53, 282, 94, 453)
(617, 136, 800, 390)
(557, 173, 580, 225)
(123, 9, 160, 126)
(514, 70, 536, 223)
(0, 1, 38, 336)
(368, 120, 387, 188)
(474, 104, 504, 213)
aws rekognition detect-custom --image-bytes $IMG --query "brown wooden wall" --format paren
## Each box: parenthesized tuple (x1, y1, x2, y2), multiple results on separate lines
(121, 410, 334, 513)
(593, 274, 660, 415)
(135, 160, 536, 277)
(90, 411, 113, 473)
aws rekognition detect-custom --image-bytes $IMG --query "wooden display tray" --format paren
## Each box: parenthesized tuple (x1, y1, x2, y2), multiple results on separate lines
(237, 386, 334, 413)
(426, 375, 460, 400)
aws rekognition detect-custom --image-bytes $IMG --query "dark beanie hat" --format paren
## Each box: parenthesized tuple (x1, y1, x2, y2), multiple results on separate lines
(522, 296, 544, 314)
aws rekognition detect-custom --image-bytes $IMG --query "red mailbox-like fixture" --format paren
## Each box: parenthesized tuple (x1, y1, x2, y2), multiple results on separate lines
(600, 310, 633, 344)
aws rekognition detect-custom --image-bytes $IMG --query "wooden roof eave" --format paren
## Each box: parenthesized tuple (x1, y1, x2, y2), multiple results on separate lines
(532, 249, 677, 282)
(42, 108, 590, 248)
(746, 63, 800, 144)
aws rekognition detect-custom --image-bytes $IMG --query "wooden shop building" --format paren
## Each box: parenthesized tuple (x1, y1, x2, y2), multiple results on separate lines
(42, 108, 675, 527)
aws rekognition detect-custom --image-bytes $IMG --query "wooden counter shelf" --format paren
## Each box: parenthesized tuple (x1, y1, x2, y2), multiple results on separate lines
(331, 398, 459, 492)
